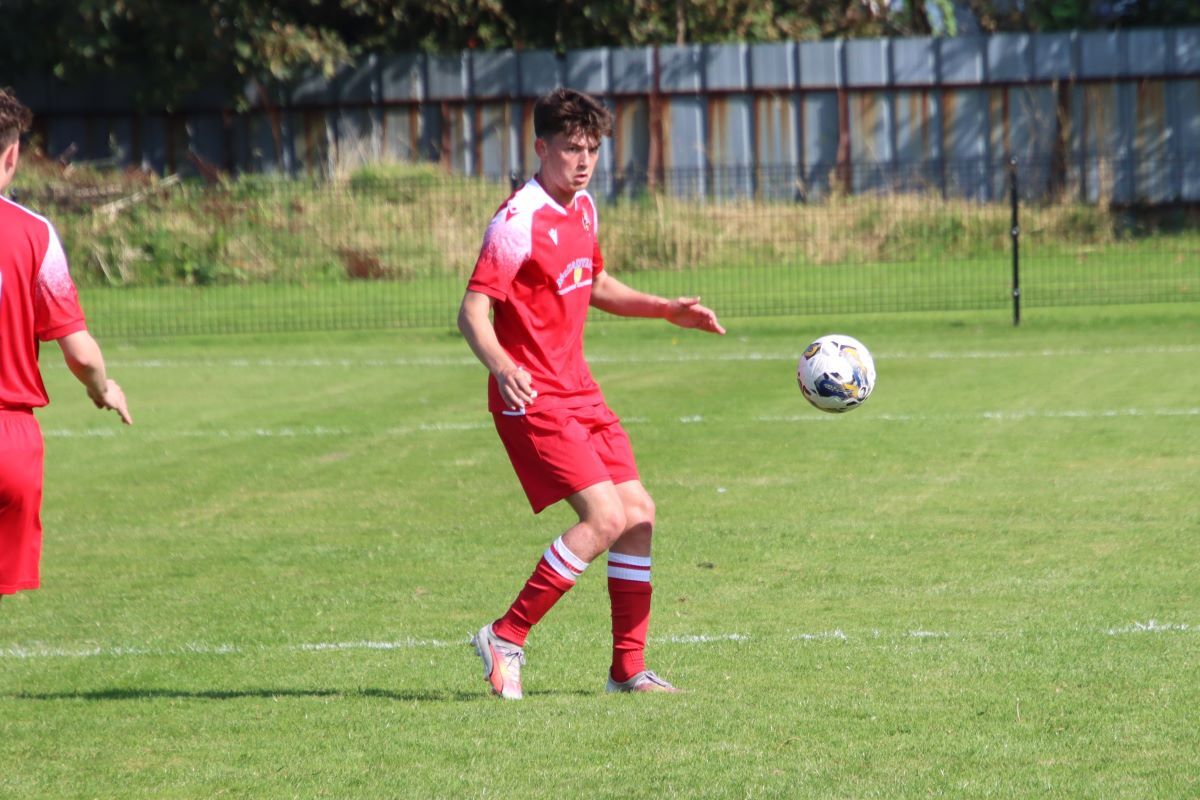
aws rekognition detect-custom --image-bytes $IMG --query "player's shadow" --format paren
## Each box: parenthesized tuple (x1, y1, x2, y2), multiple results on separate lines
(5, 687, 592, 702)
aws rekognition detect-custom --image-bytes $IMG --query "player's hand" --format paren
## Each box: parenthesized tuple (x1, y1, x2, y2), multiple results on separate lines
(89, 378, 133, 425)
(496, 365, 537, 410)
(666, 297, 726, 335)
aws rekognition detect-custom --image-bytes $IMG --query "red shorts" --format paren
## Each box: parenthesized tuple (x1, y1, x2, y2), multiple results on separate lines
(493, 403, 639, 514)
(0, 410, 44, 595)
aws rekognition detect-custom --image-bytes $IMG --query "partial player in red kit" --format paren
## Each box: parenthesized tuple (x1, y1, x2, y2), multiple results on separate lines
(459, 88, 725, 698)
(0, 88, 132, 599)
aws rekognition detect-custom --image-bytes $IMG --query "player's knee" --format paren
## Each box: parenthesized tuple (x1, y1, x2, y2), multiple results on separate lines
(590, 505, 627, 545)
(624, 494, 655, 534)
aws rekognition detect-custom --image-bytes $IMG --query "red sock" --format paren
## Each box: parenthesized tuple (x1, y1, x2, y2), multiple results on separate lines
(492, 536, 586, 647)
(608, 552, 653, 682)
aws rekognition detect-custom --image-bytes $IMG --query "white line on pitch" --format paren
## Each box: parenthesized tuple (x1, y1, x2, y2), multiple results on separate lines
(37, 407, 1200, 441)
(98, 343, 1200, 370)
(3, 621, 1191, 660)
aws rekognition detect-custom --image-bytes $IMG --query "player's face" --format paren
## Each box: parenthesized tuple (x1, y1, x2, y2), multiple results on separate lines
(535, 130, 601, 205)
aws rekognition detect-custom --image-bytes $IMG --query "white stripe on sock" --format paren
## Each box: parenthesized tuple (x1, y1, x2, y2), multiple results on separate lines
(544, 536, 587, 583)
(607, 565, 651, 582)
(551, 536, 587, 572)
(608, 552, 651, 568)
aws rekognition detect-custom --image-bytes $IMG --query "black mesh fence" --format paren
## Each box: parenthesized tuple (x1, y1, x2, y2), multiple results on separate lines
(14, 156, 1198, 338)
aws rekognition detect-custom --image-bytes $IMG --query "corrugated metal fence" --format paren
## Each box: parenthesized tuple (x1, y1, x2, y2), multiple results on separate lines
(12, 28, 1200, 204)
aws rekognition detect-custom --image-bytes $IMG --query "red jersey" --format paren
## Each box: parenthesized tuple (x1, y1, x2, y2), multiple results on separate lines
(467, 178, 605, 414)
(0, 196, 87, 410)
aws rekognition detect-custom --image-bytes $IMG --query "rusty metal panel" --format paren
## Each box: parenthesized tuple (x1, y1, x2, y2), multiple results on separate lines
(1168, 80, 1200, 200)
(941, 88, 989, 199)
(335, 109, 378, 169)
(845, 38, 888, 87)
(849, 90, 893, 192)
(187, 115, 226, 172)
(476, 102, 512, 178)
(754, 93, 799, 177)
(799, 40, 842, 89)
(754, 97, 801, 200)
(1079, 31, 1123, 79)
(472, 51, 517, 99)
(380, 54, 423, 101)
(291, 71, 333, 107)
(611, 97, 649, 182)
(566, 47, 609, 94)
(1033, 32, 1075, 81)
(750, 42, 796, 89)
(802, 91, 840, 198)
(1127, 29, 1168, 76)
(660, 44, 704, 92)
(707, 95, 754, 197)
(517, 51, 560, 96)
(1134, 81, 1170, 202)
(419, 104, 442, 163)
(1004, 85, 1058, 197)
(611, 47, 653, 93)
(705, 43, 749, 90)
(941, 36, 987, 84)
(427, 54, 467, 101)
(662, 97, 706, 196)
(988, 34, 1032, 82)
(339, 56, 376, 104)
(1174, 29, 1200, 74)
(894, 90, 941, 191)
(1073, 84, 1125, 202)
(448, 105, 468, 174)
(382, 108, 417, 161)
(892, 37, 935, 86)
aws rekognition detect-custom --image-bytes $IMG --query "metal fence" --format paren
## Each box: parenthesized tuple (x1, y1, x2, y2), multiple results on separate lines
(22, 157, 1191, 340)
(12, 28, 1200, 209)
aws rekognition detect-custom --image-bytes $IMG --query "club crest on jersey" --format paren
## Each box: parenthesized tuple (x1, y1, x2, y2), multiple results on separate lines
(581, 210, 592, 233)
(556, 257, 593, 296)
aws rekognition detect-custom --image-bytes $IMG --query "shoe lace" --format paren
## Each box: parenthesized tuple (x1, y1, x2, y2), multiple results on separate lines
(639, 670, 670, 688)
(500, 645, 525, 671)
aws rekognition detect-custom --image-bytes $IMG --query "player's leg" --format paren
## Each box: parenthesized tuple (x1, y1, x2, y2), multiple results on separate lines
(0, 412, 45, 596)
(473, 481, 626, 699)
(492, 480, 625, 646)
(604, 480, 675, 692)
(578, 404, 678, 694)
(473, 409, 624, 698)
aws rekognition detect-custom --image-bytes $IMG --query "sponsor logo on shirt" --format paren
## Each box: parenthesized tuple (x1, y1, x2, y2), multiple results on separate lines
(555, 257, 593, 296)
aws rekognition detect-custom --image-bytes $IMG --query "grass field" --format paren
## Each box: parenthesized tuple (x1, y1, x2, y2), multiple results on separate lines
(1, 303, 1198, 798)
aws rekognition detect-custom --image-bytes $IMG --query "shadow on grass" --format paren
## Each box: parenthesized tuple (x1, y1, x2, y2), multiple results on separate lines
(5, 687, 593, 703)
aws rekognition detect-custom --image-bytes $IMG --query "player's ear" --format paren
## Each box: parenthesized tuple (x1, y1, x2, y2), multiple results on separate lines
(534, 137, 547, 159)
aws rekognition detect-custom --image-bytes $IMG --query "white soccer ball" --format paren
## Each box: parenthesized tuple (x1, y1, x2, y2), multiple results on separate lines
(797, 334, 876, 413)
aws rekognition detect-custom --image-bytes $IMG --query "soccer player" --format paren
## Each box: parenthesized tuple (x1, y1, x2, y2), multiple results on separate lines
(459, 88, 725, 699)
(0, 88, 132, 600)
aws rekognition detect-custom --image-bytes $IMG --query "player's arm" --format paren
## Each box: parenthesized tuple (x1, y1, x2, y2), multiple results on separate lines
(589, 270, 725, 335)
(56, 330, 133, 425)
(457, 290, 537, 410)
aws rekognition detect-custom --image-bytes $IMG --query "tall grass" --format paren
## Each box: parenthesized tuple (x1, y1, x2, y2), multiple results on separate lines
(8, 156, 1173, 290)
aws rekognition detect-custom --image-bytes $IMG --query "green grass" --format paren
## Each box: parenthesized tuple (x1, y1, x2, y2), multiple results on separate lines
(2, 304, 1198, 797)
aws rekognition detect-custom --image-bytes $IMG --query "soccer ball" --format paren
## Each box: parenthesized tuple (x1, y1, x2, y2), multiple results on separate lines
(797, 334, 876, 413)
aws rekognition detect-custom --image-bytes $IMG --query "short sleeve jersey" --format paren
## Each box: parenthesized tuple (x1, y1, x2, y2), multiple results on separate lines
(467, 178, 605, 414)
(0, 195, 87, 410)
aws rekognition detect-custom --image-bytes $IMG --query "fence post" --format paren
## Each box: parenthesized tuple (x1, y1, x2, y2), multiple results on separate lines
(1009, 156, 1021, 327)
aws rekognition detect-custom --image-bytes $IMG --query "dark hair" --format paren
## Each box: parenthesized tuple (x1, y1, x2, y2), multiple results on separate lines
(0, 88, 32, 149)
(533, 88, 613, 141)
